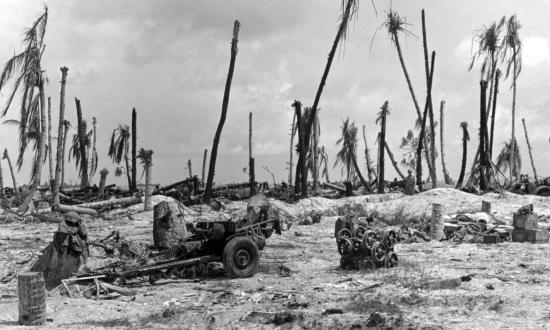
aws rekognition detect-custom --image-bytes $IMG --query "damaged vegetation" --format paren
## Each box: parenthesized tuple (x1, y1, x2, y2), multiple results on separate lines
(0, 2, 549, 329)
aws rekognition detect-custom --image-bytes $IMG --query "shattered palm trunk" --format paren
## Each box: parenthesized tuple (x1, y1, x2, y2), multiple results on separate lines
(335, 216, 398, 270)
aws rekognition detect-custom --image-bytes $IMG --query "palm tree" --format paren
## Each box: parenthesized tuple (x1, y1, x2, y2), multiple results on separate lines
(469, 18, 506, 117)
(501, 15, 522, 186)
(496, 140, 521, 185)
(439, 100, 452, 184)
(296, 0, 359, 196)
(521, 118, 538, 182)
(108, 124, 132, 188)
(376, 101, 390, 193)
(74, 98, 89, 188)
(455, 122, 470, 188)
(467, 18, 505, 182)
(137, 148, 153, 211)
(68, 120, 93, 182)
(52, 66, 68, 207)
(0, 7, 48, 212)
(380, 10, 420, 120)
(3, 149, 17, 191)
(379, 9, 434, 179)
(334, 118, 370, 192)
(204, 20, 240, 204)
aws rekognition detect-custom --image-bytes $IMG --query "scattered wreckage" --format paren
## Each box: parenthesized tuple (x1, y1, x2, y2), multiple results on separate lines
(334, 216, 398, 270)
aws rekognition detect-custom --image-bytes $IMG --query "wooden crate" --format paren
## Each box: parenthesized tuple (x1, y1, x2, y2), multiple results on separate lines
(512, 213, 538, 230)
(512, 229, 525, 243)
(512, 229, 549, 243)
(525, 229, 549, 244)
(483, 235, 500, 244)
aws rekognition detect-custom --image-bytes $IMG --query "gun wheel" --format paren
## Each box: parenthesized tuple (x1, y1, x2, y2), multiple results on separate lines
(223, 237, 259, 278)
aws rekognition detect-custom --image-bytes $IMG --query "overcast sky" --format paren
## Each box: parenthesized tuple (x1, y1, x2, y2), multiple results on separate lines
(0, 1, 549, 188)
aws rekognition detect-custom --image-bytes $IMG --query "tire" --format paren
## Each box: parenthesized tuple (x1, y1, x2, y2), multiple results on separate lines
(222, 237, 259, 278)
(534, 186, 550, 197)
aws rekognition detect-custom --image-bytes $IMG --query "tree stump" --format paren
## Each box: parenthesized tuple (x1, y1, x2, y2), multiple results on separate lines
(18, 272, 46, 326)
(153, 201, 190, 249)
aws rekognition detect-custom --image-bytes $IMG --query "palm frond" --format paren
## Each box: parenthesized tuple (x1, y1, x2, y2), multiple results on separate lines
(137, 148, 153, 167)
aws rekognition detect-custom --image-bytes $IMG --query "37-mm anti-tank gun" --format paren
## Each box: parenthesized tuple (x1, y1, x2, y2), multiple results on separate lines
(82, 194, 281, 284)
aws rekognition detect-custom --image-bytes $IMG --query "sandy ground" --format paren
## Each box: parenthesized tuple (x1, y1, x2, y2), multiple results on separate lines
(1, 189, 550, 329)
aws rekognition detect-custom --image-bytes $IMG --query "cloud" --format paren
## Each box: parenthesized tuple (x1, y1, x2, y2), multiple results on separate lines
(523, 36, 550, 68)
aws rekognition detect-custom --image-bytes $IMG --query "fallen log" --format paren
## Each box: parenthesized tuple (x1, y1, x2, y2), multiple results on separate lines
(75, 196, 142, 210)
(323, 182, 346, 193)
(57, 204, 98, 216)
(99, 281, 136, 296)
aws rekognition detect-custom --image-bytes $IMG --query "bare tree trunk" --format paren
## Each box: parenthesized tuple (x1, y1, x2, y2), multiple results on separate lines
(479, 80, 489, 191)
(378, 101, 388, 194)
(144, 160, 152, 211)
(0, 155, 3, 197)
(421, 10, 437, 188)
(522, 118, 538, 181)
(510, 55, 518, 185)
(439, 100, 452, 184)
(124, 154, 131, 189)
(18, 79, 47, 212)
(53, 67, 68, 207)
(98, 168, 108, 198)
(393, 31, 434, 178)
(187, 159, 192, 178)
(201, 149, 207, 187)
(416, 52, 436, 192)
(312, 113, 319, 193)
(131, 108, 137, 190)
(75, 98, 89, 189)
(385, 142, 405, 179)
(204, 20, 240, 204)
(3, 149, 17, 191)
(351, 152, 371, 193)
(362, 125, 374, 183)
(61, 121, 69, 188)
(288, 113, 296, 185)
(456, 123, 469, 188)
(91, 117, 97, 181)
(47, 96, 53, 188)
(249, 112, 256, 195)
(489, 69, 500, 158)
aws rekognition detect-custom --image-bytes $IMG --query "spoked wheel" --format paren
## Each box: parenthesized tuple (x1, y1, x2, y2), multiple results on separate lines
(337, 228, 353, 239)
(354, 226, 367, 239)
(337, 237, 354, 256)
(223, 237, 260, 278)
(371, 242, 387, 266)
